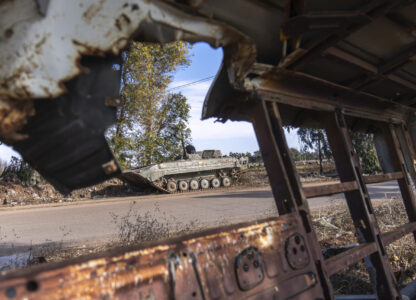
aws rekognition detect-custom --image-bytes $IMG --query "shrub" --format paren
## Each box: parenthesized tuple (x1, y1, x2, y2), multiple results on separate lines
(1, 156, 34, 184)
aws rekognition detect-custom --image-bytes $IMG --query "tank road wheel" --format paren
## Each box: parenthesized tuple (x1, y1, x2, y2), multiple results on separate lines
(178, 180, 189, 192)
(167, 181, 177, 193)
(189, 179, 199, 190)
(231, 168, 240, 179)
(200, 179, 209, 189)
(211, 178, 221, 188)
(222, 177, 231, 187)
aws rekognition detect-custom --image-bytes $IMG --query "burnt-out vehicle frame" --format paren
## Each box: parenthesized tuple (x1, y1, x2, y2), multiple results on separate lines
(1, 0, 416, 299)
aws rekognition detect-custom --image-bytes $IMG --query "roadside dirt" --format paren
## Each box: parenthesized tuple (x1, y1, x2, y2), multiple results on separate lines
(0, 178, 147, 207)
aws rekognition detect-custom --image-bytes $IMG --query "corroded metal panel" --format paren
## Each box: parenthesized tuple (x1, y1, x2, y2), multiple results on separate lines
(0, 0, 250, 101)
(0, 215, 325, 299)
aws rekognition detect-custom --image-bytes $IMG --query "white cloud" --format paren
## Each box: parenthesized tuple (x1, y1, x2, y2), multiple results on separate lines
(170, 80, 256, 141)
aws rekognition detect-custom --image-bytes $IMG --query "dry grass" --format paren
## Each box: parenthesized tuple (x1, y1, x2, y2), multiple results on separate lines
(311, 197, 416, 294)
(110, 201, 202, 246)
(0, 203, 203, 271)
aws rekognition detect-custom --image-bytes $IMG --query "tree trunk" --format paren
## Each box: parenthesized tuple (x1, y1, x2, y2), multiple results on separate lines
(115, 60, 127, 140)
(318, 139, 323, 175)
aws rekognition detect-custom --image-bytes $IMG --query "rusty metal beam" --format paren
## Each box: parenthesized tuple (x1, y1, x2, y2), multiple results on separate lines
(281, 0, 406, 70)
(380, 124, 416, 242)
(246, 65, 411, 124)
(280, 12, 370, 40)
(396, 124, 416, 182)
(400, 96, 416, 106)
(382, 221, 416, 245)
(386, 12, 416, 38)
(325, 46, 416, 93)
(325, 47, 377, 73)
(363, 172, 404, 184)
(325, 242, 378, 276)
(349, 76, 382, 91)
(251, 100, 299, 214)
(304, 181, 359, 198)
(378, 42, 416, 74)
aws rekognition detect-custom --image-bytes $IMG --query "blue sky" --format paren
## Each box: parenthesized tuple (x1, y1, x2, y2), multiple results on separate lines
(0, 42, 300, 162)
(169, 42, 300, 155)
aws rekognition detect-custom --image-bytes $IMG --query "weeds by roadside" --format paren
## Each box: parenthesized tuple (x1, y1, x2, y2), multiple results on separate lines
(0, 203, 204, 271)
(110, 201, 202, 246)
(0, 226, 72, 272)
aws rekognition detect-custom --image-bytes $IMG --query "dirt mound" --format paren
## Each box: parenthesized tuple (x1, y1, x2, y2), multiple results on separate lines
(0, 177, 143, 206)
(238, 170, 270, 187)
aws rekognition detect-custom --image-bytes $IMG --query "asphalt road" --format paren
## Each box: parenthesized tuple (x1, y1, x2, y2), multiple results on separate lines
(0, 181, 401, 255)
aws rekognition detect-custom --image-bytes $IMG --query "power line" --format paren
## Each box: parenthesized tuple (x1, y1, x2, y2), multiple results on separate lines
(168, 75, 215, 91)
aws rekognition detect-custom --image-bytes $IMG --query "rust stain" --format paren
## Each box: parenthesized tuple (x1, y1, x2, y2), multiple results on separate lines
(4, 28, 13, 38)
(82, 0, 106, 24)
(34, 35, 48, 55)
(0, 98, 34, 143)
(72, 39, 106, 57)
(114, 13, 131, 31)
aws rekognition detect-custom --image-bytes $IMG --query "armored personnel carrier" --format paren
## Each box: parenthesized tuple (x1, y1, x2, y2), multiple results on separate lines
(120, 146, 248, 193)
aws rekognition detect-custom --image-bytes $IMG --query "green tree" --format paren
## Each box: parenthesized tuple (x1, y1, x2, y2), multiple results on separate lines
(108, 41, 191, 167)
(252, 151, 263, 163)
(351, 131, 381, 174)
(136, 92, 191, 163)
(229, 152, 252, 159)
(297, 128, 332, 174)
(299, 149, 318, 161)
(1, 156, 33, 184)
(289, 148, 301, 161)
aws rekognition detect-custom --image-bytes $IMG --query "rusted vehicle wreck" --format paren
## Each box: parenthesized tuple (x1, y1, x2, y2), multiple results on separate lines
(1, 0, 416, 299)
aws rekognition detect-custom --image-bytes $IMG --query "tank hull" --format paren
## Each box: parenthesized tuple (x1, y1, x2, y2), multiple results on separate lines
(120, 156, 248, 193)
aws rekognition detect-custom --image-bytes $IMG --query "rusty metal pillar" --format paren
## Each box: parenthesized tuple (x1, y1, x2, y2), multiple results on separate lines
(396, 124, 416, 185)
(376, 123, 416, 187)
(379, 123, 416, 242)
(325, 111, 401, 300)
(251, 98, 333, 299)
(374, 131, 395, 174)
(408, 114, 416, 157)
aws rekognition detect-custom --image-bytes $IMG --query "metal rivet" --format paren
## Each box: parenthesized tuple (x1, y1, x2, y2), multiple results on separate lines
(26, 280, 39, 292)
(243, 264, 249, 272)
